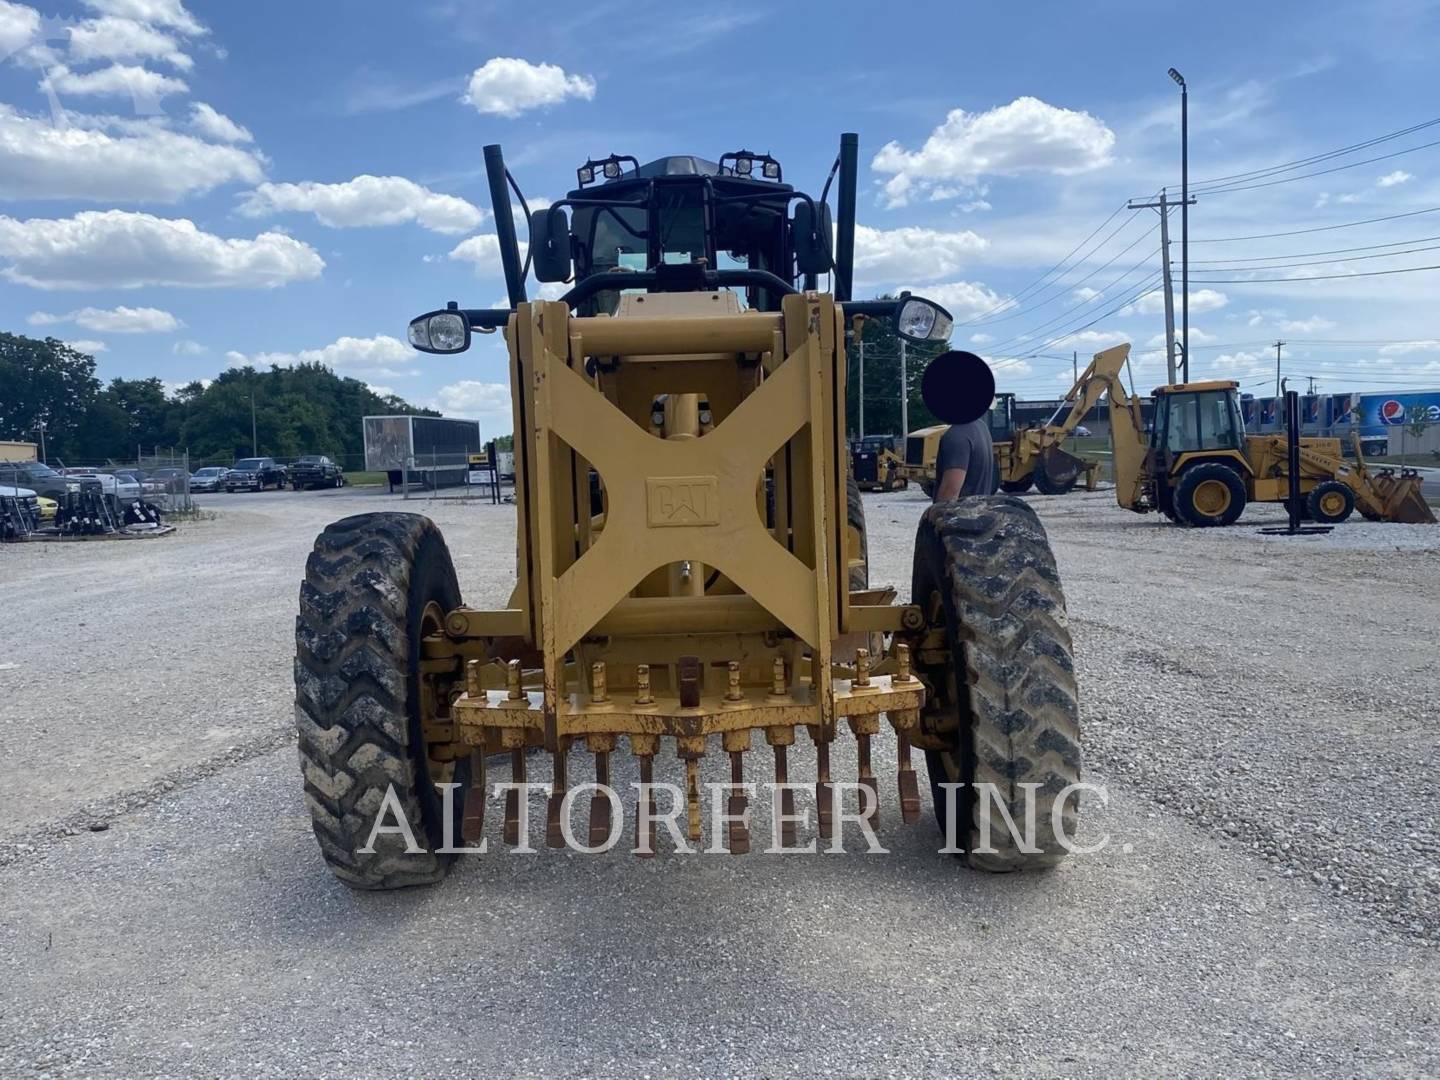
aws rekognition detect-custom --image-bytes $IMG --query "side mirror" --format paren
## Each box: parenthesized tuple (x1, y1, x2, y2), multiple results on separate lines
(894, 295, 953, 344)
(791, 200, 833, 275)
(530, 206, 572, 283)
(407, 308, 471, 354)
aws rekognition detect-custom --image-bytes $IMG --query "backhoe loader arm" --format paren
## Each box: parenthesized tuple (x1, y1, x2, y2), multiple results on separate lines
(1059, 344, 1149, 511)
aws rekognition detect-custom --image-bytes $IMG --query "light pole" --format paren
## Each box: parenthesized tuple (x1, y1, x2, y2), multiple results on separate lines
(1168, 67, 1189, 382)
(34, 419, 47, 463)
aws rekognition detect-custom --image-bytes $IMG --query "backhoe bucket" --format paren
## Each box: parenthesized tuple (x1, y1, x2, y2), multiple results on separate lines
(1371, 470, 1436, 524)
(1040, 445, 1084, 488)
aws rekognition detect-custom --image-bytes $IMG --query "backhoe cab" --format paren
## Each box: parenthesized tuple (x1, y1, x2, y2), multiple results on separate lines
(296, 134, 1084, 889)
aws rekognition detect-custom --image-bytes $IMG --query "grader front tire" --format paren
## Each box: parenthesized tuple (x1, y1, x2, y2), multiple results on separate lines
(846, 471, 869, 590)
(295, 512, 470, 889)
(912, 496, 1082, 871)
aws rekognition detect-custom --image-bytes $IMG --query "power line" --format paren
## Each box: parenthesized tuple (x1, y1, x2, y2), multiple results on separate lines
(1193, 241, 1440, 273)
(982, 265, 1160, 357)
(1188, 233, 1440, 264)
(1191, 136, 1440, 196)
(1187, 116, 1440, 189)
(1189, 262, 1440, 283)
(1192, 205, 1440, 243)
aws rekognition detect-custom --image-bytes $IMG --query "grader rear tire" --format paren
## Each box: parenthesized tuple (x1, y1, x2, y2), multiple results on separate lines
(846, 471, 869, 590)
(912, 496, 1082, 871)
(295, 512, 470, 889)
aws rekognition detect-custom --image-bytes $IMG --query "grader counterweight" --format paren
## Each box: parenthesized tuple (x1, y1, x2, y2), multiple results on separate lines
(294, 136, 1084, 887)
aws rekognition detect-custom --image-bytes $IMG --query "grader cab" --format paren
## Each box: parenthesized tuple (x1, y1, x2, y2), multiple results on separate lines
(294, 135, 1083, 888)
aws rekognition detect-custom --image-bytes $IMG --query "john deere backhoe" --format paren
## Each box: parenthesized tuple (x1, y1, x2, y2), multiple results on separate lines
(1081, 344, 1434, 527)
(294, 136, 1083, 887)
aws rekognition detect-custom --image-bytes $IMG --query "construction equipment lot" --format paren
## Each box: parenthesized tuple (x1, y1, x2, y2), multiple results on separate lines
(2, 487, 1436, 1076)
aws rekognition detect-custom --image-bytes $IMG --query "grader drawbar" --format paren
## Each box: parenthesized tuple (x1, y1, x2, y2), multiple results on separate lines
(294, 136, 1083, 888)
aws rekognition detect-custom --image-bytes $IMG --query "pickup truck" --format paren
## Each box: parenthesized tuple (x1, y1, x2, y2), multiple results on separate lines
(225, 457, 286, 492)
(287, 455, 345, 490)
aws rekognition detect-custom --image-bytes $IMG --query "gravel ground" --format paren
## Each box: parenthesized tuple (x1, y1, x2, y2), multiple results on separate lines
(1, 485, 1437, 1077)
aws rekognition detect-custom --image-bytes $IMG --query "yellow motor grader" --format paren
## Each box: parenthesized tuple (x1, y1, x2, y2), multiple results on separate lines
(294, 137, 1083, 887)
(1080, 344, 1434, 527)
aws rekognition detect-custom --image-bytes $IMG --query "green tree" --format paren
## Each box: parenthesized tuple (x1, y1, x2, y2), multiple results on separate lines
(1404, 403, 1430, 465)
(0, 333, 103, 461)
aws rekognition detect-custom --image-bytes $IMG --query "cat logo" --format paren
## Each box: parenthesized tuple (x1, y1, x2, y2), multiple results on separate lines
(646, 476, 720, 527)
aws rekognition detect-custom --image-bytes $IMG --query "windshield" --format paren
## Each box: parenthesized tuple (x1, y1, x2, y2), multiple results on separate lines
(233, 459, 263, 470)
(299, 456, 323, 463)
(18, 462, 58, 478)
(197, 468, 225, 476)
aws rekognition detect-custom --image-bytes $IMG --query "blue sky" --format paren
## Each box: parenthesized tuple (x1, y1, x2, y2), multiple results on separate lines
(2, 0, 1439, 437)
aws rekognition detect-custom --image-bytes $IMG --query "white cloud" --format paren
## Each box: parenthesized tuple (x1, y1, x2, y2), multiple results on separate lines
(1277, 315, 1336, 334)
(66, 338, 107, 354)
(190, 102, 252, 143)
(461, 57, 595, 118)
(229, 334, 416, 377)
(27, 304, 180, 332)
(0, 105, 265, 201)
(81, 0, 206, 36)
(446, 233, 502, 274)
(1378, 339, 1440, 355)
(171, 338, 206, 355)
(970, 332, 993, 344)
(0, 210, 324, 289)
(43, 62, 188, 102)
(991, 358, 1033, 377)
(434, 379, 513, 431)
(366, 383, 397, 398)
(0, 2, 40, 57)
(1377, 170, 1412, 187)
(871, 97, 1115, 206)
(1051, 329, 1128, 349)
(1145, 327, 1217, 349)
(1123, 288, 1228, 316)
(239, 175, 483, 234)
(853, 223, 987, 283)
(896, 279, 1004, 320)
(67, 16, 194, 70)
(1215, 350, 1262, 368)
(1073, 286, 1100, 302)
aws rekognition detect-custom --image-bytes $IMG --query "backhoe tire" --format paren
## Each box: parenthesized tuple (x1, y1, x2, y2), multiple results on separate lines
(1307, 480, 1354, 524)
(295, 512, 470, 889)
(1000, 476, 1033, 494)
(1174, 462, 1246, 527)
(912, 496, 1082, 871)
(1033, 469, 1078, 496)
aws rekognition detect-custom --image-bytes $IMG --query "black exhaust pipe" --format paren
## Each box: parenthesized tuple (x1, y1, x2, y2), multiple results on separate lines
(483, 144, 528, 307)
(834, 132, 858, 302)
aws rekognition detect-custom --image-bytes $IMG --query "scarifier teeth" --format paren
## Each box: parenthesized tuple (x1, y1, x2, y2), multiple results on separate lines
(588, 747, 612, 848)
(504, 748, 526, 846)
(685, 758, 702, 843)
(773, 743, 796, 847)
(770, 656, 787, 697)
(635, 753, 657, 857)
(897, 733, 921, 825)
(852, 647, 871, 688)
(857, 732, 879, 827)
(727, 750, 750, 854)
(815, 741, 834, 839)
(465, 658, 484, 700)
(505, 659, 524, 700)
(634, 664, 654, 705)
(590, 661, 609, 704)
(546, 745, 568, 848)
(461, 749, 487, 842)
(725, 661, 744, 702)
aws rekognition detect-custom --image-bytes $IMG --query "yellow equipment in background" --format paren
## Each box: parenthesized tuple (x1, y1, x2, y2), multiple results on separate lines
(1084, 344, 1435, 526)
(896, 349, 1124, 497)
(850, 437, 908, 492)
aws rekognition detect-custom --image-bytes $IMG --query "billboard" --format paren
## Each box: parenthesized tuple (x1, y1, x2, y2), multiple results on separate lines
(1351, 391, 1440, 435)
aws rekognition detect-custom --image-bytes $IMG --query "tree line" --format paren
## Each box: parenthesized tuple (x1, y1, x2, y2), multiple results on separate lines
(1, 332, 438, 466)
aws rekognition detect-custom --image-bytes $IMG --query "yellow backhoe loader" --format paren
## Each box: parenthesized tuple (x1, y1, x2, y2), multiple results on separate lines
(897, 348, 1122, 497)
(1082, 344, 1434, 527)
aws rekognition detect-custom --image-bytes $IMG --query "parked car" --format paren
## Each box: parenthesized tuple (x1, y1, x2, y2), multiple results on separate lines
(189, 466, 229, 493)
(288, 455, 345, 490)
(35, 494, 57, 521)
(58, 468, 142, 503)
(142, 467, 188, 494)
(113, 468, 163, 495)
(0, 460, 96, 501)
(1073, 425, 1092, 437)
(224, 457, 286, 492)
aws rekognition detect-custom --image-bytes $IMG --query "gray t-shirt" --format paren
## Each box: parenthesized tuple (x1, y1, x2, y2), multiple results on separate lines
(934, 419, 993, 499)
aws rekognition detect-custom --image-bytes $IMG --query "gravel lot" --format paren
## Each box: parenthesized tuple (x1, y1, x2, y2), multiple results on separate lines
(2, 485, 1437, 1077)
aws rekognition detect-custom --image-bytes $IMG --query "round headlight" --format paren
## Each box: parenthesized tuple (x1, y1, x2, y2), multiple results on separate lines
(427, 312, 467, 352)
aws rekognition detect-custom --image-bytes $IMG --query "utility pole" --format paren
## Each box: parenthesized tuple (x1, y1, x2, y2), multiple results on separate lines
(250, 389, 258, 455)
(1273, 341, 1286, 397)
(1307, 375, 1317, 395)
(1129, 189, 1195, 386)
(899, 338, 909, 439)
(1169, 68, 1190, 380)
(858, 340, 865, 440)
(34, 420, 47, 464)
(1072, 350, 1078, 384)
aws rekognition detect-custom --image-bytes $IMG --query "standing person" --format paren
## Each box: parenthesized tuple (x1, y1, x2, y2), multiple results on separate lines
(920, 351, 996, 502)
